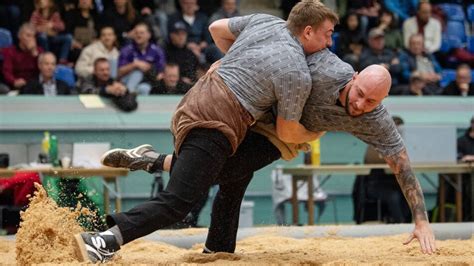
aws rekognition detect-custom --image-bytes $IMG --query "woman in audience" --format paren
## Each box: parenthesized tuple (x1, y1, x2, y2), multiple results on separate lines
(66, 0, 99, 62)
(75, 26, 119, 80)
(30, 0, 72, 65)
(337, 12, 366, 71)
(101, 0, 138, 46)
(374, 9, 403, 52)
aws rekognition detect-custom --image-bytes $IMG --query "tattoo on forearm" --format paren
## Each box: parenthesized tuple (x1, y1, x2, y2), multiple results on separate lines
(385, 149, 428, 222)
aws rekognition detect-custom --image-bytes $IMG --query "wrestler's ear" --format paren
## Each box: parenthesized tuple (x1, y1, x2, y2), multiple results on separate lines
(302, 25, 313, 40)
(352, 72, 359, 80)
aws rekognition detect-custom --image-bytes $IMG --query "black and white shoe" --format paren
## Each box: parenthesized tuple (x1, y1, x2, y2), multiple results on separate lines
(101, 144, 158, 172)
(74, 231, 120, 263)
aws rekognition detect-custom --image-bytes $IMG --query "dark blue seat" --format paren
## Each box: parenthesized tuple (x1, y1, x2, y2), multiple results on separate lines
(467, 4, 474, 22)
(445, 20, 467, 44)
(54, 65, 76, 87)
(440, 69, 456, 88)
(329, 32, 339, 54)
(0, 28, 12, 49)
(437, 3, 465, 22)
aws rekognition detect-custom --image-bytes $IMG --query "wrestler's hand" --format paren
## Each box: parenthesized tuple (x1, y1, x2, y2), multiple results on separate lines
(403, 220, 436, 254)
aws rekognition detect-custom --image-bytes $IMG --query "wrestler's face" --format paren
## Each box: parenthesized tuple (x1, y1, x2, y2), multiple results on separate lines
(302, 19, 334, 54)
(345, 70, 389, 117)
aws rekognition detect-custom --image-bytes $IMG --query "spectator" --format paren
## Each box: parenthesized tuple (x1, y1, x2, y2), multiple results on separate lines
(65, 0, 99, 61)
(79, 57, 127, 97)
(393, 72, 430, 95)
(359, 28, 402, 86)
(30, 0, 72, 64)
(79, 57, 137, 112)
(383, 0, 418, 22)
(101, 0, 137, 46)
(457, 117, 474, 221)
(150, 63, 191, 94)
(20, 52, 73, 95)
(209, 0, 240, 23)
(399, 34, 442, 93)
(353, 116, 411, 224)
(348, 0, 381, 35)
(337, 12, 365, 70)
(402, 1, 441, 54)
(118, 22, 166, 95)
(442, 64, 474, 96)
(374, 9, 403, 52)
(2, 23, 43, 91)
(132, 0, 163, 43)
(168, 0, 222, 63)
(165, 21, 198, 84)
(75, 26, 119, 80)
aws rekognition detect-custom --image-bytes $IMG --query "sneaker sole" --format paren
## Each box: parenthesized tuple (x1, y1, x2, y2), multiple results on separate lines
(100, 144, 153, 167)
(73, 233, 89, 262)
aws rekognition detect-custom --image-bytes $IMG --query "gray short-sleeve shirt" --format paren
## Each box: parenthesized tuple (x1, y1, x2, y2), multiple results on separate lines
(218, 14, 311, 121)
(301, 49, 405, 157)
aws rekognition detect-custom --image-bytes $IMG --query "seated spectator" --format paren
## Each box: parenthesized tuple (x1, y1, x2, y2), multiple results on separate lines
(2, 23, 43, 91)
(392, 72, 430, 96)
(399, 34, 442, 93)
(118, 22, 166, 95)
(79, 57, 127, 97)
(150, 63, 191, 94)
(168, 0, 222, 63)
(337, 12, 365, 71)
(101, 0, 137, 46)
(209, 0, 240, 23)
(20, 52, 73, 95)
(374, 9, 403, 52)
(442, 64, 474, 96)
(79, 57, 137, 112)
(165, 21, 198, 84)
(347, 0, 381, 34)
(383, 0, 417, 22)
(133, 0, 163, 44)
(359, 28, 402, 86)
(352, 116, 411, 224)
(75, 26, 119, 81)
(30, 0, 72, 64)
(402, 1, 441, 54)
(65, 0, 99, 62)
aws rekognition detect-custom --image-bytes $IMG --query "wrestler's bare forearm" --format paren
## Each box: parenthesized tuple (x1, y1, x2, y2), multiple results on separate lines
(384, 148, 428, 223)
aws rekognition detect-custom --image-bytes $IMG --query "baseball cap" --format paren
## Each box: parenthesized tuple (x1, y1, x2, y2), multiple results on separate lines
(169, 21, 187, 34)
(368, 28, 384, 39)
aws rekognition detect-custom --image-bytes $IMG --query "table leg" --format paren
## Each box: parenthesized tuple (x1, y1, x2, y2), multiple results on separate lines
(439, 175, 445, 222)
(308, 175, 314, 225)
(455, 174, 462, 222)
(114, 177, 121, 213)
(103, 178, 110, 215)
(291, 176, 298, 225)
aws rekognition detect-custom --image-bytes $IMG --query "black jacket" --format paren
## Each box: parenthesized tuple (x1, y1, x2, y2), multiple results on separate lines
(20, 78, 72, 95)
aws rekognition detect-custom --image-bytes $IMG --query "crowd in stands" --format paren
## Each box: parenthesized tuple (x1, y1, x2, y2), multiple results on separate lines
(0, 0, 472, 98)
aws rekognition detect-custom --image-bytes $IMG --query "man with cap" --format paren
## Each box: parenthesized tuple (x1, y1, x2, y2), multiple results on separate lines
(359, 28, 401, 86)
(165, 21, 199, 84)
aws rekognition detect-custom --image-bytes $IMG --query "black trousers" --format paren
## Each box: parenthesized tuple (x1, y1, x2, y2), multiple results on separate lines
(107, 128, 281, 247)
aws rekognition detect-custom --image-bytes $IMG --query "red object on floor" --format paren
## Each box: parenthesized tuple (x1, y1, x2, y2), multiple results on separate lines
(0, 172, 41, 206)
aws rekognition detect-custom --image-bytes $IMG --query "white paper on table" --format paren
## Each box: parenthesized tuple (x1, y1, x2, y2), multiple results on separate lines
(79, 95, 106, 108)
(72, 143, 110, 168)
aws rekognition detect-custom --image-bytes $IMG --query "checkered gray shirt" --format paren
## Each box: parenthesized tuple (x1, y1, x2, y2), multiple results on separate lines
(301, 49, 405, 157)
(217, 14, 311, 121)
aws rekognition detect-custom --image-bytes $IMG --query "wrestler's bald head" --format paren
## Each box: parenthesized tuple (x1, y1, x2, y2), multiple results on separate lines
(344, 64, 391, 117)
(358, 64, 391, 100)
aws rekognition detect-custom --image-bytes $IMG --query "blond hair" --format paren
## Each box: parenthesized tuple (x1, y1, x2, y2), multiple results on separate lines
(287, 0, 339, 35)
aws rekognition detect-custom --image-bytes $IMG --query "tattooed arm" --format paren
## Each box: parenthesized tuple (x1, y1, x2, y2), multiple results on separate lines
(384, 148, 437, 254)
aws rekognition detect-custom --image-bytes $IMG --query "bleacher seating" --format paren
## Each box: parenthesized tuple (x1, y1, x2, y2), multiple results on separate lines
(0, 28, 12, 49)
(467, 4, 474, 22)
(54, 65, 76, 87)
(437, 3, 465, 22)
(329, 32, 339, 54)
